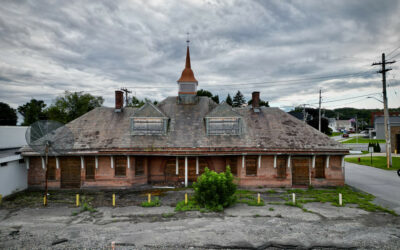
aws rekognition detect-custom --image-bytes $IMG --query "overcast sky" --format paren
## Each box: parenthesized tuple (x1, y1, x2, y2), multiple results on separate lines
(1, 0, 400, 112)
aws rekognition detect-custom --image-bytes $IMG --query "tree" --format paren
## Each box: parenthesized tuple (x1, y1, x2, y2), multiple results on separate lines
(307, 117, 331, 135)
(0, 102, 17, 125)
(225, 94, 233, 106)
(18, 99, 47, 126)
(248, 99, 269, 107)
(211, 95, 220, 104)
(46, 91, 104, 123)
(127, 96, 145, 107)
(232, 91, 246, 107)
(196, 89, 213, 98)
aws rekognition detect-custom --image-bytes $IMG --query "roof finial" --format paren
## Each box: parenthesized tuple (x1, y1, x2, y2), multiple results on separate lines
(186, 32, 190, 46)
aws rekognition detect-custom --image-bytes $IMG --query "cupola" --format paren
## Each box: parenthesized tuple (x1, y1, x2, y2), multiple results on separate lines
(177, 40, 198, 104)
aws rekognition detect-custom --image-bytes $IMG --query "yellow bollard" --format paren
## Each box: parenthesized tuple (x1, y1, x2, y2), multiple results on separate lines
(76, 194, 80, 207)
(185, 193, 188, 205)
(395, 149, 398, 155)
(257, 193, 260, 204)
(43, 195, 47, 206)
(148, 193, 151, 203)
(112, 194, 116, 207)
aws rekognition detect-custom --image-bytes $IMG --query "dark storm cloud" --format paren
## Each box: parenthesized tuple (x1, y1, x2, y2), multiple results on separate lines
(0, 0, 399, 110)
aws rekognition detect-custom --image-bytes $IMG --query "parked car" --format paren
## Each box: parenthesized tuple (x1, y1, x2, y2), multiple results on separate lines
(342, 133, 349, 138)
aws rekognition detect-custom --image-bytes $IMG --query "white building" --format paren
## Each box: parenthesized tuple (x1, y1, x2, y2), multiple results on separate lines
(0, 126, 28, 197)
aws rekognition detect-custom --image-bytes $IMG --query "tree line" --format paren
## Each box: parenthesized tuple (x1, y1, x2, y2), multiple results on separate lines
(0, 91, 104, 126)
(0, 89, 269, 126)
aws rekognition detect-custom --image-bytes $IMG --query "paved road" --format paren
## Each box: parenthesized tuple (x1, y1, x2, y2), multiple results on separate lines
(345, 162, 400, 213)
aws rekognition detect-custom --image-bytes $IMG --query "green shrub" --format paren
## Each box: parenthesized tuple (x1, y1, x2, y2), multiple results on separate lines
(193, 167, 237, 211)
(141, 197, 161, 207)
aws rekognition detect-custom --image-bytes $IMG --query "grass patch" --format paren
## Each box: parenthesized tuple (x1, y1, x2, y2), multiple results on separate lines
(236, 192, 265, 206)
(140, 197, 161, 207)
(345, 157, 400, 170)
(284, 186, 397, 216)
(341, 137, 385, 144)
(175, 199, 204, 212)
(329, 132, 342, 137)
(80, 202, 97, 213)
(162, 212, 175, 218)
(269, 207, 275, 211)
(265, 189, 277, 194)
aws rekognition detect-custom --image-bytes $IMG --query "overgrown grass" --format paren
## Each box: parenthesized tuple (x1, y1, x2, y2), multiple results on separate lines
(175, 199, 208, 212)
(140, 197, 161, 207)
(329, 132, 342, 137)
(341, 137, 385, 144)
(285, 186, 397, 216)
(345, 156, 400, 170)
(236, 192, 265, 206)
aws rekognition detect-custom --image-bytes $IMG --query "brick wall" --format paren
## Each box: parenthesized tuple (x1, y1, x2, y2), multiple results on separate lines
(27, 154, 345, 189)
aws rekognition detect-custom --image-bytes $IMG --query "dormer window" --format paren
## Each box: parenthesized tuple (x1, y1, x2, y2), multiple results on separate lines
(206, 117, 241, 135)
(131, 117, 168, 135)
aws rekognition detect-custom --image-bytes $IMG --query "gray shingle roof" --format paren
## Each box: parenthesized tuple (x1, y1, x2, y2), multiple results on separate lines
(21, 96, 348, 154)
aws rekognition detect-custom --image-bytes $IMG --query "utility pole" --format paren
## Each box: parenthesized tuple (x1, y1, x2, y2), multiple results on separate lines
(302, 104, 307, 123)
(372, 53, 396, 168)
(356, 114, 358, 144)
(318, 89, 322, 132)
(120, 87, 132, 107)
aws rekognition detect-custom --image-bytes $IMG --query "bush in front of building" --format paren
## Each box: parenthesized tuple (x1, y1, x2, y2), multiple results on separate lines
(193, 167, 237, 211)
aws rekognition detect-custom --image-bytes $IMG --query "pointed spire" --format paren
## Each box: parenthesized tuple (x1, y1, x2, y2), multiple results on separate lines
(178, 40, 197, 83)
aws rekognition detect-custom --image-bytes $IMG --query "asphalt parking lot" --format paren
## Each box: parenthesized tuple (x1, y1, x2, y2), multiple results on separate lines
(1, 188, 400, 249)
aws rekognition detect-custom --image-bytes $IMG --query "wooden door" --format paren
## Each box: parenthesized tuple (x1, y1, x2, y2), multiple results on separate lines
(60, 157, 81, 188)
(292, 158, 310, 186)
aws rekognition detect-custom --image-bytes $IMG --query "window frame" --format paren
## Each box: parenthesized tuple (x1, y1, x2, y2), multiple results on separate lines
(114, 156, 127, 177)
(315, 156, 325, 179)
(135, 157, 145, 176)
(85, 156, 96, 180)
(276, 156, 287, 179)
(226, 157, 238, 176)
(131, 117, 168, 135)
(206, 117, 241, 135)
(245, 156, 257, 176)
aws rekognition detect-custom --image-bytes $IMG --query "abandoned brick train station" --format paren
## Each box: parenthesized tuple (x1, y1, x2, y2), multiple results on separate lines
(22, 45, 348, 189)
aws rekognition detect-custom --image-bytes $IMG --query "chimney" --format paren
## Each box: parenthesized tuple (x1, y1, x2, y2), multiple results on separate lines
(115, 90, 123, 112)
(252, 91, 260, 111)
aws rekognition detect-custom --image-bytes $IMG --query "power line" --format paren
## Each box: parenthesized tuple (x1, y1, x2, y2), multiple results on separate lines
(387, 45, 400, 57)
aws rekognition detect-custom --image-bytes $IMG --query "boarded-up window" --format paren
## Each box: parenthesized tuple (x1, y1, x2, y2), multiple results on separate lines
(207, 118, 240, 135)
(226, 157, 237, 176)
(115, 156, 127, 177)
(246, 156, 257, 176)
(277, 156, 287, 179)
(47, 157, 56, 180)
(131, 118, 166, 135)
(315, 156, 325, 178)
(85, 156, 95, 180)
(135, 157, 145, 176)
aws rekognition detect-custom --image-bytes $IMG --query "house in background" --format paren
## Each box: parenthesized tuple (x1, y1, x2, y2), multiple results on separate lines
(0, 126, 28, 197)
(328, 118, 338, 132)
(374, 116, 400, 153)
(335, 120, 353, 132)
(21, 44, 348, 189)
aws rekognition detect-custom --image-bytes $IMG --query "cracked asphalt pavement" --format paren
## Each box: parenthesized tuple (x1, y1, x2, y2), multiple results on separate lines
(1, 202, 400, 249)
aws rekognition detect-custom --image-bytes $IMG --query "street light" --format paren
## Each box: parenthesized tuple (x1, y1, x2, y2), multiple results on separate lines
(367, 96, 392, 166)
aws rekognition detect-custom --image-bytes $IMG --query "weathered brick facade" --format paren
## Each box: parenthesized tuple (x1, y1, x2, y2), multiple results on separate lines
(27, 154, 344, 189)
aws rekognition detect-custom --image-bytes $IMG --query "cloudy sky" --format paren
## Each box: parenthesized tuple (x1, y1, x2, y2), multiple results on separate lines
(1, 0, 400, 112)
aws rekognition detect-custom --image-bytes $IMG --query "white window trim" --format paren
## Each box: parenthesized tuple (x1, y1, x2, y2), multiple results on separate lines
(312, 155, 316, 168)
(273, 155, 277, 168)
(184, 157, 188, 187)
(287, 155, 291, 168)
(56, 157, 60, 169)
(81, 156, 84, 169)
(196, 156, 199, 175)
(95, 156, 99, 169)
(111, 156, 114, 169)
(41, 157, 45, 169)
(326, 156, 330, 168)
(242, 155, 245, 168)
(258, 155, 261, 169)
(127, 156, 130, 169)
(176, 156, 179, 175)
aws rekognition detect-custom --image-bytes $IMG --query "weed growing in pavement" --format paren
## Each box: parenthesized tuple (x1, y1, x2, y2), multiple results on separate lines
(140, 197, 161, 207)
(269, 207, 275, 211)
(161, 213, 175, 218)
(285, 185, 397, 216)
(80, 202, 97, 213)
(236, 192, 265, 206)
